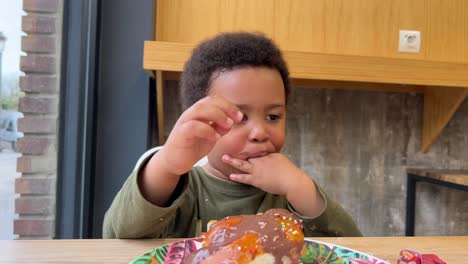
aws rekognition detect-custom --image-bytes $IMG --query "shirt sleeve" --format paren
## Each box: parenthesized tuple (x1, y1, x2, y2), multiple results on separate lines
(287, 184, 363, 237)
(102, 151, 190, 239)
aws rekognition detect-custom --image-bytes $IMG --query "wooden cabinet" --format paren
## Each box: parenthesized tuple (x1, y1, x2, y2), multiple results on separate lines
(143, 0, 468, 152)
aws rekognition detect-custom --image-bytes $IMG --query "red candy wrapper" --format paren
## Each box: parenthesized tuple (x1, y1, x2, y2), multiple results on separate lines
(398, 249, 422, 264)
(421, 254, 446, 264)
(397, 249, 446, 264)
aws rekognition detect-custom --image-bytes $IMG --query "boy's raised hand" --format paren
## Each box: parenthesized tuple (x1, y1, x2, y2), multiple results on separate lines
(140, 96, 242, 207)
(159, 96, 243, 176)
(223, 153, 325, 218)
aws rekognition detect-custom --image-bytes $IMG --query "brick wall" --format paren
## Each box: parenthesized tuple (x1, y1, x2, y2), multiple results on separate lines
(15, 0, 61, 239)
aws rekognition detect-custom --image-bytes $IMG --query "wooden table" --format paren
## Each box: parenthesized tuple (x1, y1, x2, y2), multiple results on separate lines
(0, 237, 466, 263)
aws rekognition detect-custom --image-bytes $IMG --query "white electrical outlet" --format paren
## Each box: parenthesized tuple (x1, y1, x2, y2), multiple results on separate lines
(399, 30, 421, 53)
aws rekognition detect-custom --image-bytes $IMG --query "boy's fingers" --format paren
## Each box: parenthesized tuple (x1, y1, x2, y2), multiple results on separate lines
(198, 105, 234, 130)
(208, 96, 244, 123)
(182, 100, 236, 131)
(222, 155, 253, 173)
(183, 121, 220, 142)
(210, 124, 231, 137)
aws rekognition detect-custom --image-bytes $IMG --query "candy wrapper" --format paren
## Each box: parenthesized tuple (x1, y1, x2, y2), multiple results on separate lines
(397, 249, 446, 264)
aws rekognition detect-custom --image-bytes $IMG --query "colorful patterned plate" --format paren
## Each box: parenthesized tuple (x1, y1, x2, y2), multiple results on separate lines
(130, 238, 390, 264)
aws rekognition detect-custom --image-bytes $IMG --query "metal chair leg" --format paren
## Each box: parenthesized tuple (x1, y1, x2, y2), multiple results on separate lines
(405, 174, 417, 236)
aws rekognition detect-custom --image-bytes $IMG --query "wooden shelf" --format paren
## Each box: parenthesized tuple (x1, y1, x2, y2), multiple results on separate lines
(144, 41, 468, 88)
(423, 87, 468, 152)
(143, 41, 468, 152)
(160, 71, 425, 94)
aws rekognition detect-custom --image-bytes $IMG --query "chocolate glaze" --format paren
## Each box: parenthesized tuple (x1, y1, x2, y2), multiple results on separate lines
(183, 208, 304, 264)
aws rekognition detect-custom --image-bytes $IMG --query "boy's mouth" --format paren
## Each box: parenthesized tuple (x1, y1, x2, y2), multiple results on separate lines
(246, 151, 269, 159)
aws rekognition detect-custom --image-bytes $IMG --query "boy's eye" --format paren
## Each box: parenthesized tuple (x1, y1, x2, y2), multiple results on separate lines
(267, 114, 281, 121)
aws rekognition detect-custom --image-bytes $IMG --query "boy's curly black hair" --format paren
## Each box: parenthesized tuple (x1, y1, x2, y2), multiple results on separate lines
(180, 32, 290, 109)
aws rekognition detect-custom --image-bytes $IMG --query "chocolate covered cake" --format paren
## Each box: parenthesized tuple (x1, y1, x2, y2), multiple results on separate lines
(183, 208, 304, 264)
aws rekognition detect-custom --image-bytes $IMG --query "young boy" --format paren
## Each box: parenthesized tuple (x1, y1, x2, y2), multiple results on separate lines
(103, 32, 362, 238)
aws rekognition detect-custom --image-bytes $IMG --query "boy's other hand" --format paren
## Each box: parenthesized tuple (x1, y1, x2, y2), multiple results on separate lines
(160, 96, 243, 176)
(223, 153, 309, 196)
(224, 153, 325, 217)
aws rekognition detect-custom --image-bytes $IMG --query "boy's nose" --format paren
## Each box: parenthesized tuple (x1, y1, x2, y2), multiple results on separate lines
(248, 123, 269, 143)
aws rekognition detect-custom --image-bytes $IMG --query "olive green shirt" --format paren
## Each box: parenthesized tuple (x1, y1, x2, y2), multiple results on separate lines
(103, 156, 362, 238)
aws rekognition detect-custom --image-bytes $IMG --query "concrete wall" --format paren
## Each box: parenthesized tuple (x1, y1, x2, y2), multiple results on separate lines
(162, 80, 468, 236)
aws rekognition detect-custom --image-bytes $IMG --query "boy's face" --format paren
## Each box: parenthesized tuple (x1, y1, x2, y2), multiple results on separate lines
(205, 67, 286, 179)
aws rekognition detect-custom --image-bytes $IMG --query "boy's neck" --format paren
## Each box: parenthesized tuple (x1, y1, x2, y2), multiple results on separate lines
(201, 163, 232, 182)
